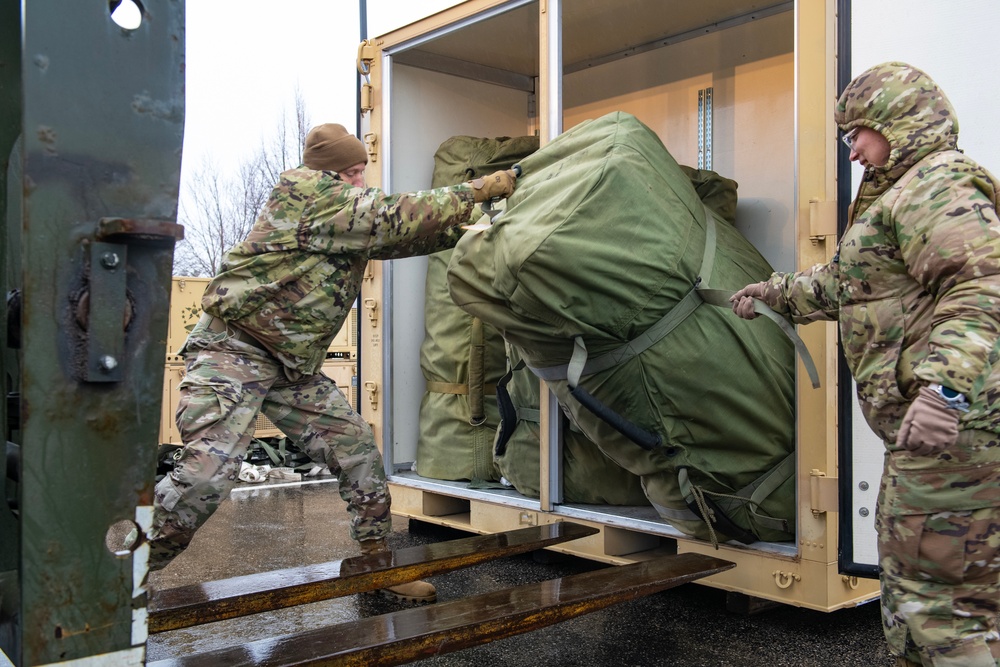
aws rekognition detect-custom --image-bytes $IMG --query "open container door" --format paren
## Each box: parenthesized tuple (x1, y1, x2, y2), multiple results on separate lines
(362, 0, 882, 611)
(837, 0, 1000, 578)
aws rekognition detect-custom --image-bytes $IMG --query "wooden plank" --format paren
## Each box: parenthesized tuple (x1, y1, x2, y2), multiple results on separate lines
(148, 521, 598, 634)
(150, 553, 735, 667)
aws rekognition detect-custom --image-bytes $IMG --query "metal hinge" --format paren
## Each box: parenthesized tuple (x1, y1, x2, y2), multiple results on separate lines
(809, 469, 838, 516)
(808, 199, 838, 243)
(358, 40, 376, 117)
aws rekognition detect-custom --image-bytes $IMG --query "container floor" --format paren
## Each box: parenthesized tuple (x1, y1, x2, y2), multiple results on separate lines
(146, 478, 893, 666)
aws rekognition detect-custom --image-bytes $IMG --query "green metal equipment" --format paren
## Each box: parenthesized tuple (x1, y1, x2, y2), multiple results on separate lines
(0, 1, 185, 664)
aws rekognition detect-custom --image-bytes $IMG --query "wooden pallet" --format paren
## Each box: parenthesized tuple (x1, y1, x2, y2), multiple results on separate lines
(149, 552, 733, 667)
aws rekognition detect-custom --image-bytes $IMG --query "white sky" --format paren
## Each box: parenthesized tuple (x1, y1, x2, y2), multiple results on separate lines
(180, 0, 460, 182)
(181, 1, 1000, 191)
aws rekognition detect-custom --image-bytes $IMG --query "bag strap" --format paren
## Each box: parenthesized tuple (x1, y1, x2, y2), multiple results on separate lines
(468, 317, 487, 425)
(677, 450, 795, 545)
(493, 359, 525, 457)
(528, 205, 820, 389)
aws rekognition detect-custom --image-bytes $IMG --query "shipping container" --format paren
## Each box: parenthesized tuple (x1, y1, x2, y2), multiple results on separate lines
(354, 0, 981, 613)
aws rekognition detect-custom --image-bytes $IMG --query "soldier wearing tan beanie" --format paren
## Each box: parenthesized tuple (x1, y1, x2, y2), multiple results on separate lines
(302, 123, 368, 174)
(149, 118, 518, 608)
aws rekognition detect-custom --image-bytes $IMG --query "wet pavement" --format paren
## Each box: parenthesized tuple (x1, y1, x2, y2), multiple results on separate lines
(146, 479, 895, 666)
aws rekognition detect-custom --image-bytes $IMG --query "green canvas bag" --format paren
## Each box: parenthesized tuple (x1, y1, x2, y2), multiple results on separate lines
(448, 112, 798, 544)
(494, 343, 650, 504)
(415, 135, 538, 482)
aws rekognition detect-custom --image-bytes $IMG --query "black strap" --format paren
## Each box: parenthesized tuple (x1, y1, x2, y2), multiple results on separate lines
(566, 336, 661, 451)
(493, 359, 525, 457)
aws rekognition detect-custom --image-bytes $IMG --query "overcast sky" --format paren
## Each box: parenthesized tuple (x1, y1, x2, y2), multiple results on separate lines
(177, 1, 999, 195)
(180, 0, 460, 181)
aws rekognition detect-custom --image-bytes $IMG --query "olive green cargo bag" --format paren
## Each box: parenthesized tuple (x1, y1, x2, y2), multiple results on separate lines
(414, 135, 538, 482)
(448, 111, 799, 544)
(494, 343, 650, 504)
(493, 163, 740, 506)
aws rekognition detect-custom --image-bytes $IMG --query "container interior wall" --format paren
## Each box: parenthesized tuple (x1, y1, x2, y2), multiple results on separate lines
(387, 12, 799, 543)
(388, 64, 532, 464)
(563, 11, 795, 274)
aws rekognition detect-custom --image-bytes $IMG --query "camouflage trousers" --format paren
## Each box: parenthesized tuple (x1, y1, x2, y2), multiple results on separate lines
(148, 330, 390, 570)
(877, 430, 1000, 666)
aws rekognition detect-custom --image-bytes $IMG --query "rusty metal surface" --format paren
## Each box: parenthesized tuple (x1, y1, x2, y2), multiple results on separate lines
(149, 521, 599, 634)
(14, 1, 185, 664)
(149, 553, 734, 667)
(97, 217, 185, 243)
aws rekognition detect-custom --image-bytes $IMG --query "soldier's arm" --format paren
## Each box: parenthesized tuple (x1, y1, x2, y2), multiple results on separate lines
(302, 183, 476, 257)
(896, 161, 1000, 394)
(764, 257, 842, 324)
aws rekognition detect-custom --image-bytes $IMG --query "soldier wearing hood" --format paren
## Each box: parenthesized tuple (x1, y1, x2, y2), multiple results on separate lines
(732, 63, 1000, 665)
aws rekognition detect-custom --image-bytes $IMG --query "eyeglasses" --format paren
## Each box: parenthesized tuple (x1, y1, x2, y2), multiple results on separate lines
(841, 128, 859, 150)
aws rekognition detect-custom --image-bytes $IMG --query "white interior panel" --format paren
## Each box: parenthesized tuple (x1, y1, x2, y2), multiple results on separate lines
(388, 64, 531, 463)
(845, 0, 1000, 570)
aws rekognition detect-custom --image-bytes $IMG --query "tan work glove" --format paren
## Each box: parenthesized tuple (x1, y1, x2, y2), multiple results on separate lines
(896, 386, 961, 456)
(470, 169, 516, 203)
(729, 282, 767, 320)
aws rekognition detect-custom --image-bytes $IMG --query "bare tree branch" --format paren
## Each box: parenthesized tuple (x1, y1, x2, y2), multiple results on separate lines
(174, 91, 313, 276)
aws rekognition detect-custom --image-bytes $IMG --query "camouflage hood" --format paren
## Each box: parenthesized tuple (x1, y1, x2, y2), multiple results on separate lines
(835, 62, 959, 211)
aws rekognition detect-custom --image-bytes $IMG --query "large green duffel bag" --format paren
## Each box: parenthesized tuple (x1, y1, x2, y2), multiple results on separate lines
(414, 135, 538, 482)
(494, 164, 740, 506)
(448, 111, 797, 543)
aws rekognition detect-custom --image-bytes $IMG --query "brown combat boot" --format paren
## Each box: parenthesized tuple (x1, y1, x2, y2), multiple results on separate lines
(358, 538, 437, 604)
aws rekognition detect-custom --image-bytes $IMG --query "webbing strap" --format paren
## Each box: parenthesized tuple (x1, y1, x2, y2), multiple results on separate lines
(697, 289, 820, 389)
(530, 288, 703, 382)
(425, 381, 498, 395)
(426, 381, 467, 394)
(469, 317, 486, 425)
(529, 203, 820, 390)
(515, 407, 541, 423)
(676, 451, 796, 539)
(746, 452, 795, 533)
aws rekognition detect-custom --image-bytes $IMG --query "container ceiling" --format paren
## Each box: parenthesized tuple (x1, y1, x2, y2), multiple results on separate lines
(388, 0, 793, 89)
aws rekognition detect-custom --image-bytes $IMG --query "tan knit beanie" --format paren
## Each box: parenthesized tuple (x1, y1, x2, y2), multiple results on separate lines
(302, 123, 368, 172)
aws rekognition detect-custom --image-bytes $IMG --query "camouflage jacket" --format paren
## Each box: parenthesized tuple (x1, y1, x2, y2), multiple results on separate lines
(201, 166, 476, 375)
(762, 62, 1000, 442)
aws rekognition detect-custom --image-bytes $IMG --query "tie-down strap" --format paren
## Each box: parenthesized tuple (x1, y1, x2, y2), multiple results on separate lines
(527, 206, 820, 389)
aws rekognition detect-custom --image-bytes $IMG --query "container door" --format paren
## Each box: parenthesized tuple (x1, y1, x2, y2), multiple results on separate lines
(838, 0, 1000, 577)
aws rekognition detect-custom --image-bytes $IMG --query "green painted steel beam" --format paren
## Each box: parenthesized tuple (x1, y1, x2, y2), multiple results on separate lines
(12, 2, 185, 664)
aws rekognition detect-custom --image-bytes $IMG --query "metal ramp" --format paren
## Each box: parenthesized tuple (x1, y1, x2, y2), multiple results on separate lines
(148, 522, 734, 665)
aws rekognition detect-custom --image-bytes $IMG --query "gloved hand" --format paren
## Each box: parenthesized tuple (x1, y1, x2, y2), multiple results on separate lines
(470, 169, 517, 203)
(896, 386, 961, 456)
(729, 282, 767, 320)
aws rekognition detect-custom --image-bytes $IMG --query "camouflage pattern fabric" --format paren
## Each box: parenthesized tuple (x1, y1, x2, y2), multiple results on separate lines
(202, 167, 476, 376)
(759, 62, 1000, 665)
(149, 167, 477, 568)
(148, 328, 389, 568)
(877, 431, 1000, 666)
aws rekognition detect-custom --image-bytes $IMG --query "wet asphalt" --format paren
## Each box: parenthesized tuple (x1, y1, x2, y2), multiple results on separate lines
(146, 479, 894, 666)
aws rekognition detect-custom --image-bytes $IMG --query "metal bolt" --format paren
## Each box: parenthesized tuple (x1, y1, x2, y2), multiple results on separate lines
(99, 355, 118, 372)
(101, 252, 120, 269)
(858, 481, 869, 491)
(858, 507, 869, 517)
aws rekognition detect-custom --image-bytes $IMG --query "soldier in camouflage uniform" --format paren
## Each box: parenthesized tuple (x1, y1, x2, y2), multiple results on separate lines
(732, 63, 1000, 666)
(146, 123, 516, 604)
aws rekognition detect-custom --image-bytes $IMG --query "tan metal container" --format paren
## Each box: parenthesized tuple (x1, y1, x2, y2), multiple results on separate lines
(357, 0, 880, 612)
